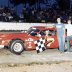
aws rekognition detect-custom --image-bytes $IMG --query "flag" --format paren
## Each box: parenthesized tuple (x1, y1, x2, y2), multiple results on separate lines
(34, 37, 46, 53)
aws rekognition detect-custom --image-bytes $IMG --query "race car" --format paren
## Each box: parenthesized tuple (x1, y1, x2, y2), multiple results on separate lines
(0, 26, 60, 54)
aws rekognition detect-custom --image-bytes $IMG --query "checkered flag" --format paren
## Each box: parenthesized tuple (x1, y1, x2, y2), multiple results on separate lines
(34, 37, 46, 53)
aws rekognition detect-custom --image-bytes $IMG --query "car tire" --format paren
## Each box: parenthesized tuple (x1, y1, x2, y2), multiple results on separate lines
(9, 39, 24, 55)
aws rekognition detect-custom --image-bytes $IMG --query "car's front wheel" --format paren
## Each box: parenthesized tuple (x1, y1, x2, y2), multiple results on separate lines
(9, 40, 24, 55)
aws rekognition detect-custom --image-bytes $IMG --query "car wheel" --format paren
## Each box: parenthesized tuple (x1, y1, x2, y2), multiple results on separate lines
(9, 40, 24, 55)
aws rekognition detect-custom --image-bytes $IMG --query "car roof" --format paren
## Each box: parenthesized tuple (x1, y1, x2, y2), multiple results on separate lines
(31, 26, 56, 31)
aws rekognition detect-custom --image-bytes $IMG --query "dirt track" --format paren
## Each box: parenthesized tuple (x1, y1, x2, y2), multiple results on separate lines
(0, 48, 72, 72)
(0, 48, 72, 64)
(0, 62, 71, 72)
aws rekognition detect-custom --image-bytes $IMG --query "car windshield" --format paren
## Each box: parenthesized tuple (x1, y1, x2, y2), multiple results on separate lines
(27, 27, 40, 35)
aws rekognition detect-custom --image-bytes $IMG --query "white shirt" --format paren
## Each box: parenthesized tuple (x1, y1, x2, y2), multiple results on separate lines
(65, 24, 72, 36)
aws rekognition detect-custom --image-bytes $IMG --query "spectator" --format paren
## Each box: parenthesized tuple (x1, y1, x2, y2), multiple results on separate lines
(55, 18, 65, 52)
(65, 19, 72, 51)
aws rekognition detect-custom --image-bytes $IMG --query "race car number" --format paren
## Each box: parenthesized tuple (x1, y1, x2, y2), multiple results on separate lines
(46, 38, 54, 47)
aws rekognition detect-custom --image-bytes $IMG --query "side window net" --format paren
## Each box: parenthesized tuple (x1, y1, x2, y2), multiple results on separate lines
(48, 30, 56, 36)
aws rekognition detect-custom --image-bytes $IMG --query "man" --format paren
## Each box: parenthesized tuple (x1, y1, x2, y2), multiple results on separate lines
(45, 30, 54, 47)
(55, 18, 65, 52)
(65, 19, 72, 51)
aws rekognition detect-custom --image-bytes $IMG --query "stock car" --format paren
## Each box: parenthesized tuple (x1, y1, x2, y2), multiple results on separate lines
(0, 26, 63, 54)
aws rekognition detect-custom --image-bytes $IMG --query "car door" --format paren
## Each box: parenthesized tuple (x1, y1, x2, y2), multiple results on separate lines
(40, 29, 58, 49)
(24, 29, 40, 50)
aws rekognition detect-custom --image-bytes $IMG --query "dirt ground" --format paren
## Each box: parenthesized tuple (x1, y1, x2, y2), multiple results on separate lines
(0, 48, 72, 72)
(0, 62, 72, 72)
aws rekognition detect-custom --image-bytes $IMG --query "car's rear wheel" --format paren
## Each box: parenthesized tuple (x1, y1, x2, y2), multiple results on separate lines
(9, 40, 24, 55)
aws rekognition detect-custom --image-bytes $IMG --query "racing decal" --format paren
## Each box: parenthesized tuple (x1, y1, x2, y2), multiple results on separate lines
(46, 38, 54, 47)
(28, 42, 32, 48)
(25, 38, 33, 41)
(25, 38, 33, 48)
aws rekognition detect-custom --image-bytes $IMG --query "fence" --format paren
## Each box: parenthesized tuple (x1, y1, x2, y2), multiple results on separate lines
(0, 22, 54, 30)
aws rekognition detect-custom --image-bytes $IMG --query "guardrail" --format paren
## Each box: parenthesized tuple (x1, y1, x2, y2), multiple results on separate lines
(0, 22, 54, 30)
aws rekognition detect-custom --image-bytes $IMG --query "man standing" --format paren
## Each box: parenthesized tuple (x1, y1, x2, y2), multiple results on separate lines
(65, 19, 72, 51)
(55, 18, 65, 52)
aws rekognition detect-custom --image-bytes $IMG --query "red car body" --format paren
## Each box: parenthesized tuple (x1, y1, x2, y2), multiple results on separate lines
(0, 26, 59, 50)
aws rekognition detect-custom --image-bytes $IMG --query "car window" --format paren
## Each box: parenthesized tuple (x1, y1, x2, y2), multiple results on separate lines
(48, 30, 56, 36)
(40, 31, 46, 36)
(28, 30, 40, 36)
(40, 30, 56, 36)
(27, 27, 40, 36)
